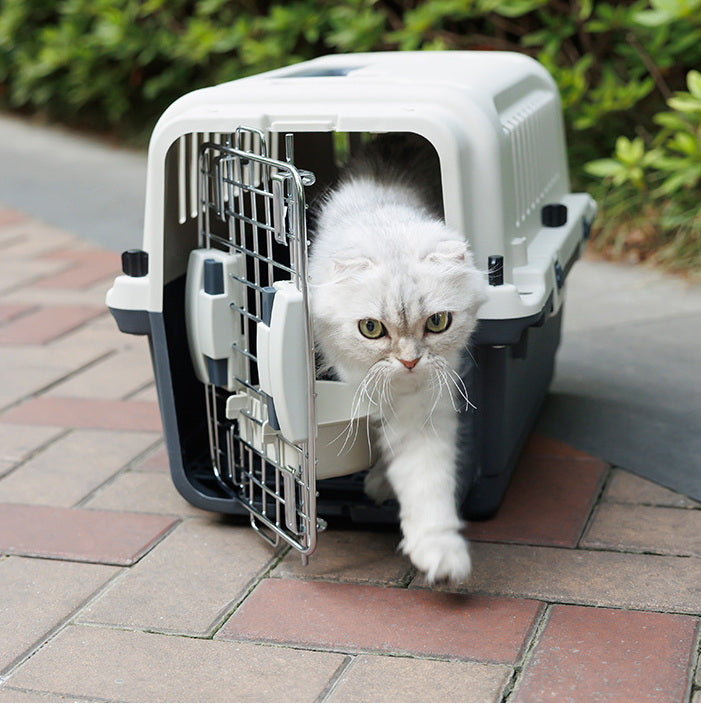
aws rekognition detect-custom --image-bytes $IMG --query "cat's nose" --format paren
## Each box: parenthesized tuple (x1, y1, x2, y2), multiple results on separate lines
(399, 357, 420, 370)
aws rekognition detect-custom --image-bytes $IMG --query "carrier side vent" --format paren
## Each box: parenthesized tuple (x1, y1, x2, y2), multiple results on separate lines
(501, 91, 560, 231)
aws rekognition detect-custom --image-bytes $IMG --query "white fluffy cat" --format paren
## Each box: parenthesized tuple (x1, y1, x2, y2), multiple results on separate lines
(308, 135, 487, 583)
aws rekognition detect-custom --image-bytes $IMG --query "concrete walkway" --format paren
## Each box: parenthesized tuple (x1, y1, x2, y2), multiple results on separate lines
(0, 115, 700, 702)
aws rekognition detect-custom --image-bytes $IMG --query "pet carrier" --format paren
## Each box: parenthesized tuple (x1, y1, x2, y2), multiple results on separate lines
(107, 51, 596, 558)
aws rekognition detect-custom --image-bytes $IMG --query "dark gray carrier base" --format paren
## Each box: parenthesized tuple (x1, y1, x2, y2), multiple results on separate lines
(111, 275, 562, 523)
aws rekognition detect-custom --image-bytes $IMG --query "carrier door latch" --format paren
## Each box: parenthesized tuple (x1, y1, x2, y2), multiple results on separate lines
(256, 282, 311, 444)
(185, 248, 246, 391)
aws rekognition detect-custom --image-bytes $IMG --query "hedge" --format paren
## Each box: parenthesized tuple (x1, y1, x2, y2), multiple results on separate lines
(1, 0, 699, 272)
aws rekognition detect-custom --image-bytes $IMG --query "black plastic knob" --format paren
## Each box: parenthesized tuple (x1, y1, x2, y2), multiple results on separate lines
(121, 249, 148, 277)
(542, 203, 568, 228)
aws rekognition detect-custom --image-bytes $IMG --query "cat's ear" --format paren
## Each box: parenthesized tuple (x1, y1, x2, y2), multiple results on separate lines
(426, 240, 470, 265)
(332, 256, 373, 275)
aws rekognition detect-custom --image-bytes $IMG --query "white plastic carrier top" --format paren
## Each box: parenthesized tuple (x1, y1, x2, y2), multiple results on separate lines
(107, 50, 596, 324)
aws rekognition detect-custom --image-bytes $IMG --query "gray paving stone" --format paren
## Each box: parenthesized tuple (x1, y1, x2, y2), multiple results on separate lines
(582, 503, 701, 557)
(0, 255, 67, 294)
(0, 347, 107, 409)
(7, 625, 346, 703)
(446, 543, 701, 614)
(84, 470, 211, 518)
(0, 423, 63, 465)
(125, 382, 158, 402)
(46, 344, 153, 401)
(273, 529, 411, 585)
(0, 430, 158, 507)
(328, 654, 512, 703)
(0, 556, 118, 675)
(78, 518, 276, 636)
(604, 469, 700, 508)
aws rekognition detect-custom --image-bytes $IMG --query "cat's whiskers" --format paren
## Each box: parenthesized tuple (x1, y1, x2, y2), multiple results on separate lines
(444, 363, 474, 411)
(370, 365, 395, 455)
(334, 365, 382, 455)
(421, 363, 447, 431)
(433, 357, 473, 412)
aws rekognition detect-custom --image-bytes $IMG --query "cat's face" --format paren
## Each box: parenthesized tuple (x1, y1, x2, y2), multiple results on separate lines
(312, 238, 486, 393)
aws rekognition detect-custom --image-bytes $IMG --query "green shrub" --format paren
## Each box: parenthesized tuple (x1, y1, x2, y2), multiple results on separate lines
(585, 69, 701, 274)
(0, 0, 699, 271)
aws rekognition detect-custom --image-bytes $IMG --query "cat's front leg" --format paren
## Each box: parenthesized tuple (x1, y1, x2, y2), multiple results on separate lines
(364, 460, 394, 505)
(384, 415, 471, 584)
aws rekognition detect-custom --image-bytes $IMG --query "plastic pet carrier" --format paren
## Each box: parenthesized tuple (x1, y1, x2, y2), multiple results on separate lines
(107, 51, 596, 560)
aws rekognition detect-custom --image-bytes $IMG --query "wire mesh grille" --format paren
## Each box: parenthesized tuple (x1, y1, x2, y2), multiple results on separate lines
(196, 127, 318, 555)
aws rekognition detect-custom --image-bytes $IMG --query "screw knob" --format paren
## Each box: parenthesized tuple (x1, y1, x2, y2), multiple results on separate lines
(121, 249, 148, 277)
(542, 204, 568, 228)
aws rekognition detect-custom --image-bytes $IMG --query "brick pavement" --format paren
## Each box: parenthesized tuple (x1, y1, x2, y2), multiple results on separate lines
(0, 207, 699, 703)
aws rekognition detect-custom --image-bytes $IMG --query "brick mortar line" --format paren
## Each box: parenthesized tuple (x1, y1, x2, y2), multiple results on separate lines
(0, 562, 130, 682)
(0, 684, 111, 703)
(121, 379, 156, 402)
(316, 654, 356, 703)
(502, 602, 553, 702)
(687, 623, 701, 702)
(207, 547, 293, 639)
(574, 542, 701, 560)
(65, 548, 306, 642)
(605, 497, 701, 510)
(0, 262, 79, 298)
(467, 537, 701, 560)
(39, 309, 111, 348)
(265, 571, 413, 588)
(0, 233, 29, 252)
(0, 303, 40, 325)
(125, 515, 181, 568)
(0, 428, 73, 483)
(71, 437, 166, 510)
(453, 585, 701, 619)
(211, 633, 523, 666)
(0, 349, 117, 416)
(575, 462, 613, 547)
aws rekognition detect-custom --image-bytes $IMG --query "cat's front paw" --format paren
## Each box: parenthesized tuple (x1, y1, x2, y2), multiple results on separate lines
(403, 531, 472, 584)
(364, 464, 394, 505)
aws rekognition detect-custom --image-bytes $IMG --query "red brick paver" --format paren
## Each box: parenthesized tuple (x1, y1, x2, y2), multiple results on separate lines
(1, 397, 162, 432)
(467, 453, 606, 547)
(0, 209, 27, 228)
(35, 250, 121, 289)
(220, 578, 543, 663)
(0, 503, 176, 565)
(0, 305, 104, 345)
(0, 303, 35, 324)
(513, 604, 699, 702)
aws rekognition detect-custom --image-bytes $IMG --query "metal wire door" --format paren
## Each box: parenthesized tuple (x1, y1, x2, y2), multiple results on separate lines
(197, 127, 319, 558)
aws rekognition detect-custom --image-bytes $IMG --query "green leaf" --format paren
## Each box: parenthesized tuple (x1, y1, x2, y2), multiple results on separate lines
(584, 158, 623, 178)
(668, 96, 701, 113)
(687, 70, 701, 99)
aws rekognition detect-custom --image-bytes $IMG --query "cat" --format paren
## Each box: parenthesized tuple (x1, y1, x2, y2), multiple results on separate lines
(308, 134, 487, 583)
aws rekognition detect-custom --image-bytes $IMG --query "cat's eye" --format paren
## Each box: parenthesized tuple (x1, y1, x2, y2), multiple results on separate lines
(425, 312, 452, 333)
(358, 318, 386, 339)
